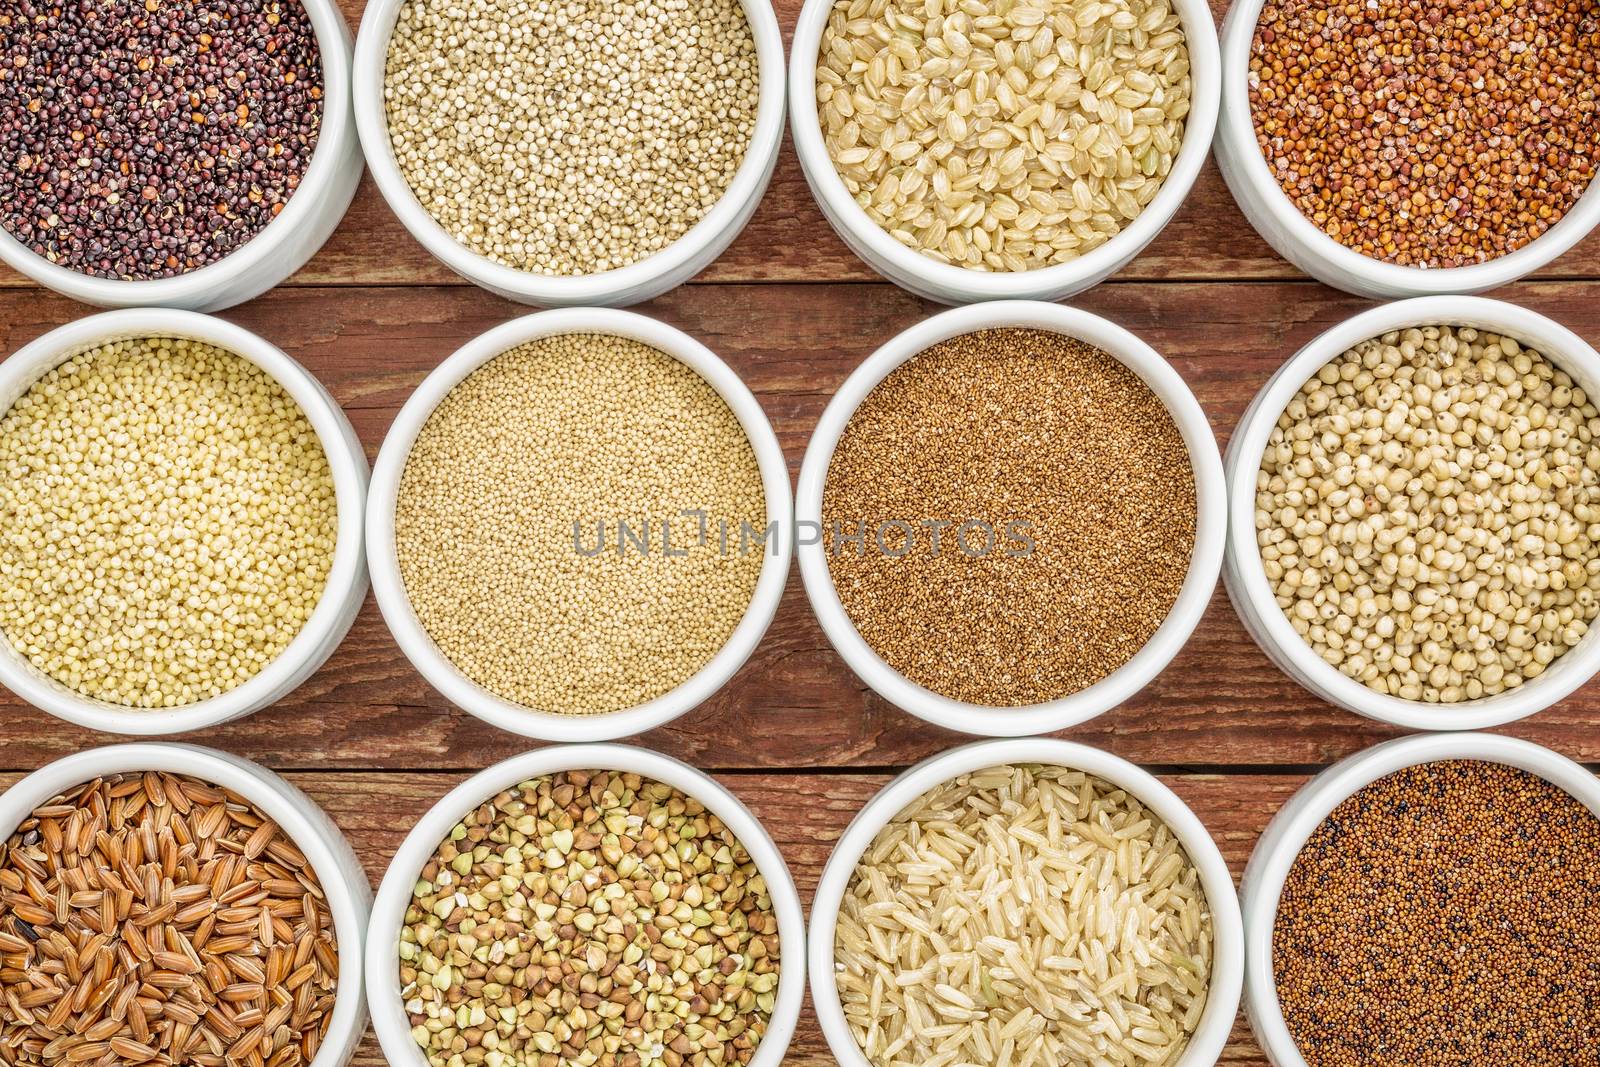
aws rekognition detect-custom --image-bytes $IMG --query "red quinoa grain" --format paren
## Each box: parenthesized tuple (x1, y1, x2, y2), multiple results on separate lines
(1248, 0, 1600, 269)
(1273, 759, 1600, 1066)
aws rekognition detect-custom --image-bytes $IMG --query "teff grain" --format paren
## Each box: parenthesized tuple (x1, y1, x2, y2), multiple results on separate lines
(0, 772, 340, 1067)
(399, 770, 780, 1067)
(822, 327, 1196, 706)
(1273, 759, 1600, 1066)
(0, 337, 337, 709)
(383, 0, 760, 277)
(394, 334, 765, 715)
(1255, 325, 1600, 703)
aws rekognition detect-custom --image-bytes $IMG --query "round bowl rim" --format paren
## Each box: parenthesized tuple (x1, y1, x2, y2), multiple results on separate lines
(0, 0, 357, 305)
(786, 0, 1221, 300)
(794, 299, 1225, 736)
(806, 737, 1245, 1067)
(364, 307, 793, 742)
(0, 309, 369, 735)
(363, 742, 806, 1067)
(351, 0, 788, 304)
(1224, 295, 1600, 730)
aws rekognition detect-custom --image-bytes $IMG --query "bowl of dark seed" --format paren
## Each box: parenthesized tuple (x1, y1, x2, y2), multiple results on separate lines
(0, 0, 361, 312)
(1242, 732, 1600, 1067)
(0, 742, 371, 1067)
(365, 744, 805, 1067)
(795, 300, 1226, 736)
(351, 0, 786, 307)
(1216, 0, 1600, 298)
(1225, 296, 1600, 730)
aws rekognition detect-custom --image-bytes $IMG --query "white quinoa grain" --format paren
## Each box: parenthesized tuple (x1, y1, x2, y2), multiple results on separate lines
(393, 334, 765, 714)
(1256, 325, 1600, 703)
(384, 0, 760, 276)
(0, 337, 337, 709)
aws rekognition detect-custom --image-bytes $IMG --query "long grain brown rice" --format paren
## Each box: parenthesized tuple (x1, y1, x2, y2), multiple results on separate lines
(834, 764, 1213, 1067)
(816, 0, 1191, 271)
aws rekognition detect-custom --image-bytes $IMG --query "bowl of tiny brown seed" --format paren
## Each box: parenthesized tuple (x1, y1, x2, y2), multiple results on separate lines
(1225, 295, 1600, 730)
(0, 0, 362, 312)
(1216, 0, 1600, 299)
(0, 309, 370, 737)
(0, 742, 371, 1067)
(365, 308, 793, 743)
(1241, 731, 1600, 1067)
(364, 744, 804, 1067)
(795, 300, 1226, 736)
(351, 0, 787, 308)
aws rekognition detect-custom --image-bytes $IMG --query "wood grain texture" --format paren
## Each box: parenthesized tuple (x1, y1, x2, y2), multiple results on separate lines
(0, 769, 1300, 1066)
(1, 281, 1599, 769)
(1, 0, 1598, 290)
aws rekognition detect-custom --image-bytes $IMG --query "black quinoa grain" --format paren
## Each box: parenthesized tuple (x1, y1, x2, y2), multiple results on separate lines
(0, 0, 323, 280)
(1273, 759, 1600, 1067)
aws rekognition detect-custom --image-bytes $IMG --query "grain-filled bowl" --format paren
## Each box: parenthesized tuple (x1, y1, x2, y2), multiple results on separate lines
(0, 309, 369, 735)
(1241, 732, 1600, 1067)
(366, 308, 792, 742)
(0, 741, 370, 1067)
(796, 300, 1224, 736)
(1224, 296, 1600, 730)
(1215, 0, 1600, 299)
(788, 0, 1220, 304)
(0, 0, 360, 312)
(351, 0, 786, 307)
(810, 737, 1243, 1067)
(365, 743, 805, 1067)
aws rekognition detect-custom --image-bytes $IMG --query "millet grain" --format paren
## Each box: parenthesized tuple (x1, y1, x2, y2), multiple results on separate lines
(0, 338, 337, 709)
(0, 0, 324, 280)
(1249, 0, 1600, 268)
(399, 770, 780, 1067)
(394, 335, 765, 715)
(0, 772, 340, 1067)
(1273, 759, 1600, 1067)
(822, 328, 1195, 706)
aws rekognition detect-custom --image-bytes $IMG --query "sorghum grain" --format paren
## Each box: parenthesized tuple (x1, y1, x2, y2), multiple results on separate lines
(1274, 759, 1600, 1066)
(0, 0, 324, 280)
(0, 337, 337, 709)
(823, 328, 1195, 706)
(399, 770, 780, 1067)
(0, 772, 340, 1067)
(394, 335, 764, 715)
(384, 0, 759, 276)
(1249, 0, 1600, 269)
(817, 0, 1191, 272)
(1255, 326, 1600, 703)
(836, 764, 1213, 1067)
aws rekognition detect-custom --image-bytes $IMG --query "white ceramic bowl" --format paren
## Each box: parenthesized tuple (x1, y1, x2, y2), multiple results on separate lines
(0, 742, 370, 1066)
(366, 308, 793, 742)
(1240, 731, 1600, 1067)
(788, 0, 1220, 305)
(365, 743, 806, 1067)
(351, 0, 786, 307)
(810, 737, 1244, 1067)
(1215, 0, 1600, 299)
(0, 0, 361, 312)
(1224, 296, 1600, 731)
(0, 309, 370, 735)
(796, 301, 1225, 736)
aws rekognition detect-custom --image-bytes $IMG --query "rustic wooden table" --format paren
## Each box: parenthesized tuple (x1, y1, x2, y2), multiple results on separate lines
(3, 1, 1600, 1064)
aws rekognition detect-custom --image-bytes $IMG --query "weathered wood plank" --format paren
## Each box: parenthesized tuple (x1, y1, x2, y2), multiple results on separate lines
(0, 770, 1298, 1067)
(2, 282, 1600, 768)
(1, 0, 1598, 290)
